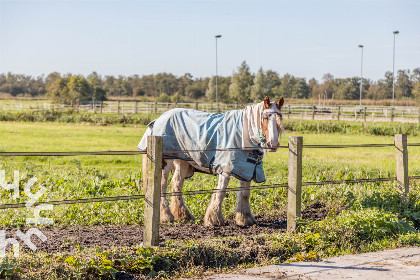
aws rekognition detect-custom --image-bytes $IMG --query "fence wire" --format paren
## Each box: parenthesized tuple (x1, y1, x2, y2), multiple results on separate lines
(0, 141, 418, 210)
(1, 142, 419, 157)
(2, 176, 417, 210)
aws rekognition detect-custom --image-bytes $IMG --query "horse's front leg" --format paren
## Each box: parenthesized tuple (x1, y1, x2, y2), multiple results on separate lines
(160, 159, 174, 223)
(235, 180, 256, 226)
(204, 173, 230, 227)
(170, 160, 194, 221)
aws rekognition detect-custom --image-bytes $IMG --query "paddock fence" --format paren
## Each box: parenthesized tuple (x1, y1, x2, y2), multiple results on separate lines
(0, 135, 419, 246)
(1, 101, 420, 123)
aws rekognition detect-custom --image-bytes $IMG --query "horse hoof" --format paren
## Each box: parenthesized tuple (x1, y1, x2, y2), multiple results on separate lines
(204, 210, 225, 227)
(171, 205, 195, 222)
(235, 212, 256, 226)
(160, 207, 174, 223)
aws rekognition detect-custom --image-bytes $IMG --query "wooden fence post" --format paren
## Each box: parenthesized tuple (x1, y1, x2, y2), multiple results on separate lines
(337, 106, 341, 121)
(391, 107, 394, 122)
(312, 106, 315, 120)
(288, 105, 291, 119)
(117, 101, 121, 114)
(100, 101, 103, 114)
(395, 134, 409, 204)
(154, 101, 158, 114)
(135, 101, 138, 114)
(287, 136, 303, 232)
(143, 136, 163, 246)
(195, 102, 198, 111)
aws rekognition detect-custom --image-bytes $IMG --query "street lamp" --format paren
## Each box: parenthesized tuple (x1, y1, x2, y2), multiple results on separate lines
(215, 34, 222, 112)
(392, 30, 399, 108)
(358, 45, 363, 107)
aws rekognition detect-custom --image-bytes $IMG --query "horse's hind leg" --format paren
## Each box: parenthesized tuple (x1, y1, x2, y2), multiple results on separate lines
(142, 155, 174, 223)
(235, 180, 256, 226)
(204, 173, 230, 227)
(170, 160, 195, 221)
(160, 159, 174, 223)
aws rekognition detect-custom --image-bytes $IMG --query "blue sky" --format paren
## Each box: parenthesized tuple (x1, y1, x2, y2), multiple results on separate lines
(0, 0, 419, 81)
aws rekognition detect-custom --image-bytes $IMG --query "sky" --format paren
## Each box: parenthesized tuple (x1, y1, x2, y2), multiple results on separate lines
(0, 0, 419, 81)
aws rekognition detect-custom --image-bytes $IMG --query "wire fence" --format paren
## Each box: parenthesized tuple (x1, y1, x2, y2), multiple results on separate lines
(1, 140, 419, 211)
(0, 142, 418, 157)
(3, 176, 420, 211)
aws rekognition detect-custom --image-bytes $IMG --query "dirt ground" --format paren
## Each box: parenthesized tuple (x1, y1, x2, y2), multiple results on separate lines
(1, 202, 334, 254)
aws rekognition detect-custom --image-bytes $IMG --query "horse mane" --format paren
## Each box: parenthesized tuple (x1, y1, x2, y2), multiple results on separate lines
(241, 101, 265, 149)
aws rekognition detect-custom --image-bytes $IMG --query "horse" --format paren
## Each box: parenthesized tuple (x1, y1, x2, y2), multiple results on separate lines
(138, 96, 284, 227)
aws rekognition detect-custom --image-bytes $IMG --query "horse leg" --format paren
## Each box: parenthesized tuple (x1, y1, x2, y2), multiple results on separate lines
(204, 173, 230, 227)
(170, 160, 195, 221)
(160, 159, 174, 223)
(235, 180, 257, 226)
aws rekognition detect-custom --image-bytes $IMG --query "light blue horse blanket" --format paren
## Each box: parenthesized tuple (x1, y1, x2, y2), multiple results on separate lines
(138, 108, 265, 183)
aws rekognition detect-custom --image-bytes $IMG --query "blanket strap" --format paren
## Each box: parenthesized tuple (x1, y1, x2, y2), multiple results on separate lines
(257, 128, 266, 144)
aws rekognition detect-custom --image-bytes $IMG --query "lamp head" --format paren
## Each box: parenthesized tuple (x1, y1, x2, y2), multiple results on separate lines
(358, 45, 363, 48)
(215, 35, 222, 38)
(393, 30, 399, 35)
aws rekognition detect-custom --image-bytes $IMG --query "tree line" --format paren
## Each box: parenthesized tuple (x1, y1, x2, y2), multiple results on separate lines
(0, 61, 419, 104)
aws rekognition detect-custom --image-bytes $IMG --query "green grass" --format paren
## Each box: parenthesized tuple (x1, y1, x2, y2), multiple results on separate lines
(1, 121, 420, 278)
(0, 122, 419, 226)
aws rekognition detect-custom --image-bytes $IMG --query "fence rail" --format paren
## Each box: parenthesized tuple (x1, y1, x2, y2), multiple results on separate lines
(1, 101, 420, 123)
(0, 135, 419, 246)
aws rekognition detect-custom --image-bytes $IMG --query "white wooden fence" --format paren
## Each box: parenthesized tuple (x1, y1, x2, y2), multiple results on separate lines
(1, 101, 420, 123)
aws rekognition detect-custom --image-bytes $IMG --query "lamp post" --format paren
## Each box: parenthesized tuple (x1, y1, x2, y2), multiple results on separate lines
(358, 45, 363, 107)
(392, 30, 399, 108)
(215, 34, 222, 113)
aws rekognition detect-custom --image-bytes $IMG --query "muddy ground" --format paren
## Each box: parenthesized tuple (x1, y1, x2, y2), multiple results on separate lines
(1, 202, 337, 254)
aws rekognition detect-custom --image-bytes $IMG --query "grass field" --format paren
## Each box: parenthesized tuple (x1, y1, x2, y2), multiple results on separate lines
(1, 121, 420, 279)
(0, 122, 419, 226)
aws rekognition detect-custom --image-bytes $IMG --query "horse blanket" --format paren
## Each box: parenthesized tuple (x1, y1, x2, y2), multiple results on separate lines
(138, 107, 266, 183)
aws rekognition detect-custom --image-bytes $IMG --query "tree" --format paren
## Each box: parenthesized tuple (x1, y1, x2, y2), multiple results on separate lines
(46, 74, 70, 103)
(264, 70, 281, 99)
(185, 83, 204, 99)
(205, 77, 216, 101)
(292, 78, 310, 99)
(276, 74, 296, 98)
(322, 73, 335, 99)
(178, 73, 193, 96)
(229, 61, 253, 102)
(67, 75, 91, 104)
(308, 78, 322, 99)
(396, 69, 413, 99)
(250, 68, 267, 102)
(334, 78, 358, 100)
(88, 72, 107, 101)
(376, 71, 394, 99)
(412, 68, 420, 100)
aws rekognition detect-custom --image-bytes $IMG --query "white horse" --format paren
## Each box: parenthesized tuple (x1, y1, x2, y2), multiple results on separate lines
(139, 96, 284, 227)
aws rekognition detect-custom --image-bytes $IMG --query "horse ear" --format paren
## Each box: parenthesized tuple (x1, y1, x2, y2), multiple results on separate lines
(264, 96, 271, 109)
(276, 97, 284, 110)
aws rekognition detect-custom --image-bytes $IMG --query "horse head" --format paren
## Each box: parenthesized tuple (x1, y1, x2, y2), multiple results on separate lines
(261, 96, 284, 151)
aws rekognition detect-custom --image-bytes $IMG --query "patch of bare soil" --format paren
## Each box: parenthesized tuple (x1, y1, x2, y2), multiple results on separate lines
(0, 202, 337, 254)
